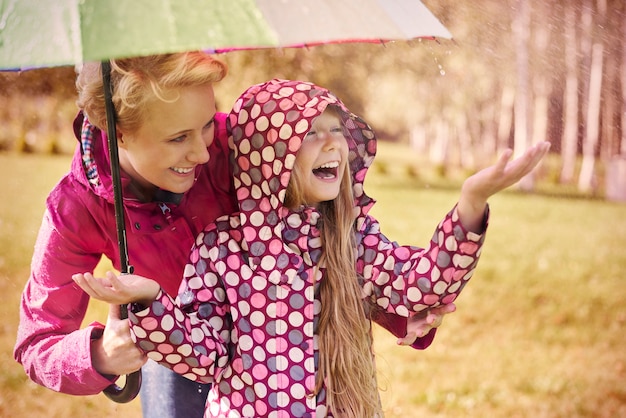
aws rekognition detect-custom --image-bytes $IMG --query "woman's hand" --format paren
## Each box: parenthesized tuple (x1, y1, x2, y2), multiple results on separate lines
(72, 271, 160, 306)
(91, 303, 148, 376)
(72, 271, 160, 376)
(398, 303, 457, 346)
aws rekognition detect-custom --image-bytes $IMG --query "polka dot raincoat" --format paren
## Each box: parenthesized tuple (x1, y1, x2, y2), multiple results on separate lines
(129, 79, 487, 417)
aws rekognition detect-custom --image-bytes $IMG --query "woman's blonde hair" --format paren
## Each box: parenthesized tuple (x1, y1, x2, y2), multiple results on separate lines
(285, 110, 382, 417)
(75, 51, 227, 133)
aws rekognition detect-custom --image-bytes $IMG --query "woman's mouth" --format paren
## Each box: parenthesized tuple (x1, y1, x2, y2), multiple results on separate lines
(170, 166, 194, 175)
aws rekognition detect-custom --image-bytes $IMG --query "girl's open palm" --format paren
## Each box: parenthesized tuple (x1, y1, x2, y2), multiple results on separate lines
(72, 271, 160, 306)
(457, 141, 550, 232)
(463, 141, 551, 202)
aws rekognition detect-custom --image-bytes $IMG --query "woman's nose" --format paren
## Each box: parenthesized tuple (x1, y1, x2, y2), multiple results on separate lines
(188, 134, 210, 164)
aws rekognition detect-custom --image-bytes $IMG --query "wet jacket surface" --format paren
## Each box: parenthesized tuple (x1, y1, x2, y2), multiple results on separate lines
(13, 111, 237, 395)
(130, 80, 488, 417)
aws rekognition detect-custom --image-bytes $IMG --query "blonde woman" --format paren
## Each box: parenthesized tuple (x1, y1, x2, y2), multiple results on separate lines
(14, 52, 236, 417)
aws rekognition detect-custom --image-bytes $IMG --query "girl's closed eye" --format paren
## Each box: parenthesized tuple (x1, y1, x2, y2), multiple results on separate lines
(203, 117, 215, 131)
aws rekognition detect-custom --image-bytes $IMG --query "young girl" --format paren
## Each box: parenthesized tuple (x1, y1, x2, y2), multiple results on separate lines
(73, 79, 550, 417)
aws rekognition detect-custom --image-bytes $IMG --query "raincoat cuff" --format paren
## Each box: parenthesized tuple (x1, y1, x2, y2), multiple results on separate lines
(451, 203, 489, 243)
(411, 327, 437, 350)
(129, 289, 166, 316)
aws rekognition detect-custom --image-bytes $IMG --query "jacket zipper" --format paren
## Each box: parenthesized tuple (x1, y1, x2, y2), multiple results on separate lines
(158, 202, 174, 227)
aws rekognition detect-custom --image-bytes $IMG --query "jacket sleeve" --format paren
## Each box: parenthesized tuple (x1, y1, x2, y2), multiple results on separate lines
(13, 180, 117, 395)
(357, 204, 488, 317)
(129, 287, 231, 384)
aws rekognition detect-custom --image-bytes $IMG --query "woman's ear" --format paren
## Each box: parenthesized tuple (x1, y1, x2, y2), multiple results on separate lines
(116, 127, 127, 149)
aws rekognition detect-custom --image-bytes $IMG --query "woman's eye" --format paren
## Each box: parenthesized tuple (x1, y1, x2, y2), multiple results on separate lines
(170, 135, 187, 143)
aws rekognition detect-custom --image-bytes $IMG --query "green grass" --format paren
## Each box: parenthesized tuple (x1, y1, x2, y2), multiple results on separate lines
(1, 150, 625, 417)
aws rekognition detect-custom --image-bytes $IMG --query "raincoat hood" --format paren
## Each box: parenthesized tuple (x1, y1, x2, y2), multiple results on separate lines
(228, 79, 377, 279)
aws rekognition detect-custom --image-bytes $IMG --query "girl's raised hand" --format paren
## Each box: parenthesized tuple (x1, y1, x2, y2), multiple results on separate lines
(457, 141, 551, 233)
(72, 271, 160, 306)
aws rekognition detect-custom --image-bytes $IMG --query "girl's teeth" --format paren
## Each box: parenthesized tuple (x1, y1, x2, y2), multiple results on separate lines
(317, 161, 339, 169)
(172, 167, 193, 174)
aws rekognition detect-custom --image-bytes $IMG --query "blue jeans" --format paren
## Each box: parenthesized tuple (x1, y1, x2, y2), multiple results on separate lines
(139, 360, 210, 418)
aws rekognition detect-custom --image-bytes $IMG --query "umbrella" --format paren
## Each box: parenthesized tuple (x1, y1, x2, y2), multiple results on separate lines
(0, 0, 451, 404)
(0, 0, 451, 69)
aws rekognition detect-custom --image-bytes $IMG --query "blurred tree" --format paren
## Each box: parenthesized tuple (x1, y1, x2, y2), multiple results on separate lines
(559, 0, 580, 184)
(578, 0, 606, 193)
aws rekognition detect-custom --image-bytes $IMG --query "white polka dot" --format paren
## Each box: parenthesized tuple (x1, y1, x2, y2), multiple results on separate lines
(290, 383, 306, 399)
(260, 255, 276, 270)
(288, 347, 304, 363)
(445, 235, 458, 251)
(160, 314, 175, 332)
(254, 382, 268, 397)
(253, 345, 267, 362)
(237, 108, 249, 125)
(262, 145, 275, 163)
(279, 123, 293, 139)
(165, 353, 182, 364)
(453, 254, 475, 268)
(250, 208, 265, 226)
(251, 103, 261, 119)
(250, 310, 266, 327)
(270, 111, 285, 127)
(238, 300, 250, 316)
(191, 327, 206, 344)
(294, 119, 309, 134)
(256, 115, 269, 131)
(407, 286, 423, 303)
(433, 280, 447, 295)
(177, 344, 192, 357)
(288, 311, 304, 327)
(149, 331, 166, 343)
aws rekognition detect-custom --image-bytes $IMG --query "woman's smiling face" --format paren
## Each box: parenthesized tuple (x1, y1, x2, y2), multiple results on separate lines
(117, 83, 217, 194)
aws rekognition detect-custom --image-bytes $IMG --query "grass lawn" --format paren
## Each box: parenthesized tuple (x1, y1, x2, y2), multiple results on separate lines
(1, 149, 625, 417)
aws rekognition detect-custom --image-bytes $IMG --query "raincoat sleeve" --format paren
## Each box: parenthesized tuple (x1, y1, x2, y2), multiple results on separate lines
(357, 204, 488, 319)
(13, 179, 118, 395)
(128, 223, 232, 384)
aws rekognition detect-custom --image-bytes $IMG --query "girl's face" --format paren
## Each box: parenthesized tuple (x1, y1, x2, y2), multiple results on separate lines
(117, 83, 217, 194)
(294, 109, 349, 207)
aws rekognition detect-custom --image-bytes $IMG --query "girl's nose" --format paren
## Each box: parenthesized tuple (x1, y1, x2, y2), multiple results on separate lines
(321, 130, 339, 150)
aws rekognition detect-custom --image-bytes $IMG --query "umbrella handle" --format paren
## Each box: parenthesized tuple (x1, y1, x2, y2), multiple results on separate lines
(101, 61, 142, 403)
(103, 370, 142, 403)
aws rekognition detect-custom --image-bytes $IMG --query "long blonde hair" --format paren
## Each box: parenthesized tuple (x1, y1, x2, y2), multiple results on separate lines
(286, 139, 382, 417)
(75, 51, 227, 133)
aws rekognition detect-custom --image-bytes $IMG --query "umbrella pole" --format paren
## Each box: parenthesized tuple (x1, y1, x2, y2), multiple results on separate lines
(100, 60, 142, 403)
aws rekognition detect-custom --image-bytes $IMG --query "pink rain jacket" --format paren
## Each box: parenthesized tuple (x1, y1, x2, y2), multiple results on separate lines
(13, 111, 237, 395)
(129, 80, 488, 417)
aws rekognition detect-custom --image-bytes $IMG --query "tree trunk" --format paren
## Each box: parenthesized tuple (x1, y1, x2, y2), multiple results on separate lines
(578, 0, 606, 193)
(560, 3, 579, 184)
(497, 84, 515, 151)
(512, 0, 533, 190)
(531, 9, 551, 175)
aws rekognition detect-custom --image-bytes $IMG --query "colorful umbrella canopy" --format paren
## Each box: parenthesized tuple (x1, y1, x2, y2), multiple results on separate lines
(0, 0, 451, 69)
